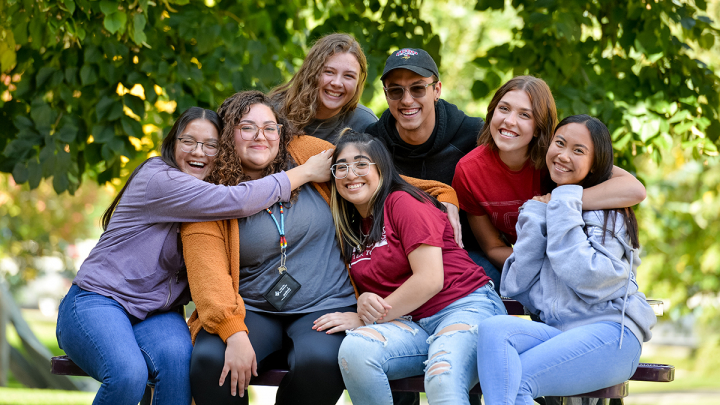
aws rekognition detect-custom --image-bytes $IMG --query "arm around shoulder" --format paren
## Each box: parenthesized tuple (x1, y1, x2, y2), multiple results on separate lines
(581, 166, 645, 210)
(401, 175, 459, 207)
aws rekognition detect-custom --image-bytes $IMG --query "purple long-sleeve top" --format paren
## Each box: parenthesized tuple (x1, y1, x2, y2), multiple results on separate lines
(73, 157, 291, 319)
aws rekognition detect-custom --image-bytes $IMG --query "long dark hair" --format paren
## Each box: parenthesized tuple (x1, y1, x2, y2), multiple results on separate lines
(330, 129, 446, 262)
(554, 115, 639, 248)
(101, 107, 221, 230)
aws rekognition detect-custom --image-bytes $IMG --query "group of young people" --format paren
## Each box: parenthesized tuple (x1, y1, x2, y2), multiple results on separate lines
(55, 33, 656, 405)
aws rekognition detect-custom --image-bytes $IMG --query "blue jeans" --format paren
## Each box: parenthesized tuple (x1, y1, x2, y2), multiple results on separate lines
(56, 285, 193, 405)
(477, 316, 642, 405)
(338, 284, 506, 405)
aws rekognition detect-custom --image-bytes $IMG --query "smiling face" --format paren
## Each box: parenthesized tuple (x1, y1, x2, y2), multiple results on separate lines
(315, 52, 361, 120)
(334, 144, 380, 218)
(489, 89, 537, 169)
(233, 103, 280, 179)
(384, 69, 441, 145)
(174, 118, 219, 180)
(546, 122, 594, 185)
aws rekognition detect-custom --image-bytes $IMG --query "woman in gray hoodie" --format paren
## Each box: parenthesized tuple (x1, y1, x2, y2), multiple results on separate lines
(476, 115, 657, 404)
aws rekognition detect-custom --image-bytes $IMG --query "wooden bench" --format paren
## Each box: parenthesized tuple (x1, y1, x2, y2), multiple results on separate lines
(50, 299, 674, 403)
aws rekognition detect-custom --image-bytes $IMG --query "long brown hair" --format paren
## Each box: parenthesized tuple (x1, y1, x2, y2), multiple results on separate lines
(270, 33, 368, 132)
(477, 76, 557, 170)
(208, 91, 299, 201)
(101, 107, 220, 230)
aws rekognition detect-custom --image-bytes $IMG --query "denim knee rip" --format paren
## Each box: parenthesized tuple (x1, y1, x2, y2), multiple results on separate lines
(423, 324, 478, 381)
(344, 319, 419, 348)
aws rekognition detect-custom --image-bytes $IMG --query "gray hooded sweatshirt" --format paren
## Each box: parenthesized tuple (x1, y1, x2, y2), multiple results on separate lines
(501, 185, 656, 347)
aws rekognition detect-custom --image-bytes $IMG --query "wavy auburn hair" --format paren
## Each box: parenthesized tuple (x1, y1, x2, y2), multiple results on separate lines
(207, 91, 298, 201)
(270, 33, 368, 132)
(477, 76, 557, 170)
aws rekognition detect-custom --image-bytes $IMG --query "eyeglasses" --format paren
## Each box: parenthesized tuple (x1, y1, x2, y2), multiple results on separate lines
(177, 137, 219, 156)
(234, 123, 283, 141)
(331, 161, 377, 179)
(383, 81, 438, 101)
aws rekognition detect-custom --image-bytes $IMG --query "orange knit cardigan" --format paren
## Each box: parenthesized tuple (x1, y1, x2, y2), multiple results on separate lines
(182, 136, 458, 343)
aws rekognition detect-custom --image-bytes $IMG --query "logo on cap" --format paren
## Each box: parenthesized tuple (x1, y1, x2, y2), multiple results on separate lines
(396, 49, 418, 60)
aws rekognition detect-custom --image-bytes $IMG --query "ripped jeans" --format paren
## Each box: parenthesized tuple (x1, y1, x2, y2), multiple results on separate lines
(338, 283, 506, 405)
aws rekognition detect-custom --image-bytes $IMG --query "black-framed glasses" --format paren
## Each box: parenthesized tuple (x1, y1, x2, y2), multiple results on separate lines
(383, 81, 438, 101)
(177, 137, 219, 156)
(331, 161, 377, 179)
(234, 123, 283, 141)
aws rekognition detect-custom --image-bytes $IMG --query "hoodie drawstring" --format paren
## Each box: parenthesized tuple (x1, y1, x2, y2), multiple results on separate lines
(585, 218, 636, 349)
(616, 236, 636, 349)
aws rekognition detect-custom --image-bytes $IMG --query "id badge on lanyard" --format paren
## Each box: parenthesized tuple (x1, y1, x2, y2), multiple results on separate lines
(261, 203, 301, 310)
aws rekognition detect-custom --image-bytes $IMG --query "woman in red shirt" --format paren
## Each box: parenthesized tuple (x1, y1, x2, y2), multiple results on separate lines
(314, 129, 504, 405)
(453, 76, 646, 278)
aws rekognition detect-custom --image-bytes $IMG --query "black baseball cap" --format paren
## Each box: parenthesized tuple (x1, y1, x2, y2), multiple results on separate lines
(380, 48, 440, 82)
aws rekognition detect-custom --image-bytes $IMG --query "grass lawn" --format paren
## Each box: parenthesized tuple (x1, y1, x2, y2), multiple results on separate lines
(0, 387, 94, 405)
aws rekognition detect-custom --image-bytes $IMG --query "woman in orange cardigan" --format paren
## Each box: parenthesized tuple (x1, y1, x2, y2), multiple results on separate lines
(181, 91, 456, 405)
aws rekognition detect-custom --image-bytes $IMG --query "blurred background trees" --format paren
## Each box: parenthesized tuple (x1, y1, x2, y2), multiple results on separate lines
(1, 0, 719, 370)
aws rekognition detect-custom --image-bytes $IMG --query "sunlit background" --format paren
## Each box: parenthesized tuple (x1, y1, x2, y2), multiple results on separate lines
(1, 0, 720, 403)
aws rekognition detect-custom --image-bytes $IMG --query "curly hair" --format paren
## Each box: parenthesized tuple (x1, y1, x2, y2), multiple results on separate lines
(477, 76, 557, 171)
(208, 91, 300, 201)
(269, 33, 368, 132)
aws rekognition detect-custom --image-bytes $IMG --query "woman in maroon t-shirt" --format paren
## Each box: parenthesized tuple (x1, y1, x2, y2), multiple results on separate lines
(453, 76, 646, 277)
(313, 130, 506, 405)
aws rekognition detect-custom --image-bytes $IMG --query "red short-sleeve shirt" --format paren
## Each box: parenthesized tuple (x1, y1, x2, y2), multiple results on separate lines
(349, 191, 489, 319)
(453, 145, 547, 245)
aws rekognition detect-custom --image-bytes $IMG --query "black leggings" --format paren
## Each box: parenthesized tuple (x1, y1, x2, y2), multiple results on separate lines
(190, 306, 354, 405)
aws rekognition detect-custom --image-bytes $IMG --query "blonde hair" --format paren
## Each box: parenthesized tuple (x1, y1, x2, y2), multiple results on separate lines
(270, 33, 368, 132)
(477, 76, 557, 170)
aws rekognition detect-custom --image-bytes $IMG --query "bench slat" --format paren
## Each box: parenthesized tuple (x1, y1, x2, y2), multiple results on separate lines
(254, 369, 629, 398)
(50, 356, 672, 398)
(630, 362, 674, 382)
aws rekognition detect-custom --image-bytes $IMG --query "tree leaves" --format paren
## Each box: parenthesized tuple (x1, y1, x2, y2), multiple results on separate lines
(471, 0, 720, 168)
(0, 27, 17, 71)
(104, 12, 128, 35)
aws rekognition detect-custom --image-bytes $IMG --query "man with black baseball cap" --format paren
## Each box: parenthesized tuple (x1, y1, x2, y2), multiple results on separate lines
(366, 48, 484, 186)
(366, 47, 491, 256)
(365, 47, 488, 405)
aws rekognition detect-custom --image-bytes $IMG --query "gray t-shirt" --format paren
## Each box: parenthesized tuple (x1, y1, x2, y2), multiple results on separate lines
(238, 185, 356, 313)
(304, 104, 378, 144)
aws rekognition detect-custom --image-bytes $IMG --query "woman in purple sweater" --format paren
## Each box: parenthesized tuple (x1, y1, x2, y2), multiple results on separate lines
(55, 106, 332, 405)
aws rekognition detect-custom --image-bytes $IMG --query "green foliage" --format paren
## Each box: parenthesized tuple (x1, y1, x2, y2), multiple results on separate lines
(0, 0, 439, 193)
(637, 152, 720, 322)
(472, 0, 720, 169)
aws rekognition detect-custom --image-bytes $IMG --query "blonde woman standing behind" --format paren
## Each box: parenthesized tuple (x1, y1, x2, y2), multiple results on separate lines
(270, 33, 377, 143)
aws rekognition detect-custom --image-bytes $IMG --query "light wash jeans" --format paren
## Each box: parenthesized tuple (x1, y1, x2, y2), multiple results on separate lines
(56, 285, 193, 405)
(477, 316, 642, 405)
(338, 283, 506, 405)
